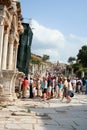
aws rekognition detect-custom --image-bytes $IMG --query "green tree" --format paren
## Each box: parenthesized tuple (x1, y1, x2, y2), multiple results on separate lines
(42, 54, 50, 61)
(30, 57, 41, 66)
(68, 57, 76, 64)
(77, 45, 87, 67)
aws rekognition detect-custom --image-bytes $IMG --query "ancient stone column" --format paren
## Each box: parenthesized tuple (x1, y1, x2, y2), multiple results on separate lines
(8, 35, 14, 70)
(13, 43, 18, 70)
(0, 19, 4, 70)
(2, 27, 9, 70)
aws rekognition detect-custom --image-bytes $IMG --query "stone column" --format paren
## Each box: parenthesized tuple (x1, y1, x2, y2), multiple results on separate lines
(0, 23, 4, 70)
(2, 27, 9, 70)
(8, 35, 14, 70)
(13, 43, 18, 70)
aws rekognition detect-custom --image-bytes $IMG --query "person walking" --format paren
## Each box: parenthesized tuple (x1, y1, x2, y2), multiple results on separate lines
(41, 77, 48, 100)
(85, 77, 87, 94)
(18, 75, 24, 98)
(58, 80, 63, 98)
(61, 77, 72, 103)
(67, 78, 73, 102)
(29, 77, 33, 98)
(22, 77, 29, 98)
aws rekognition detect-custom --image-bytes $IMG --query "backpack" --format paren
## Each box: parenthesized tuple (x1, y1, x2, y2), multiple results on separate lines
(70, 91, 74, 97)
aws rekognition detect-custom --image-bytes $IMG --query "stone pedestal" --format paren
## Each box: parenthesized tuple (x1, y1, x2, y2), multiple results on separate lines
(0, 70, 18, 104)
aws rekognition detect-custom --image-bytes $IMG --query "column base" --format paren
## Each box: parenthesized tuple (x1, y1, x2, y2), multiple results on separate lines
(0, 70, 22, 105)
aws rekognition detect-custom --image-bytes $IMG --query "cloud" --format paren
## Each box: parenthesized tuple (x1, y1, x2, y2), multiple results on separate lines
(31, 19, 65, 48)
(32, 48, 60, 63)
(30, 19, 87, 63)
(70, 34, 87, 45)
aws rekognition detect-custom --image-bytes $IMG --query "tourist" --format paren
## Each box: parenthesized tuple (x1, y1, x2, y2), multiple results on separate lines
(61, 77, 72, 103)
(47, 82, 52, 99)
(32, 79, 37, 98)
(58, 79, 63, 98)
(67, 78, 74, 100)
(41, 77, 48, 100)
(76, 77, 82, 93)
(37, 78, 42, 97)
(29, 77, 33, 98)
(85, 77, 87, 94)
(22, 77, 29, 98)
(18, 75, 24, 98)
(71, 77, 76, 92)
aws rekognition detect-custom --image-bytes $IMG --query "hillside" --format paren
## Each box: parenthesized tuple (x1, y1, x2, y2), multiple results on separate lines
(31, 53, 52, 65)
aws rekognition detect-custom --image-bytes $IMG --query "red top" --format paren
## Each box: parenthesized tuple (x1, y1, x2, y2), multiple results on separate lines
(23, 79, 29, 88)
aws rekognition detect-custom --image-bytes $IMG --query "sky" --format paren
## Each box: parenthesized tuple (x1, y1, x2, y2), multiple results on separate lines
(20, 0, 87, 63)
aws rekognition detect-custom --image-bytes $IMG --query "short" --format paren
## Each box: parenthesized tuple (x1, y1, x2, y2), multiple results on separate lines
(47, 86, 52, 93)
(43, 88, 47, 93)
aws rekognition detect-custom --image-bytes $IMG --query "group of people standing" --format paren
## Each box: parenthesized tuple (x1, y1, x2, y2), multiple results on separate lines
(18, 73, 87, 103)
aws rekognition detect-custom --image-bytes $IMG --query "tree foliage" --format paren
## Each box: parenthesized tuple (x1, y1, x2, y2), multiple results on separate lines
(68, 57, 76, 64)
(42, 54, 50, 61)
(30, 57, 41, 65)
(77, 45, 87, 67)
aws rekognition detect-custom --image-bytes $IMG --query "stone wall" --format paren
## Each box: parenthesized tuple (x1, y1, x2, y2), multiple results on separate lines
(0, 0, 24, 103)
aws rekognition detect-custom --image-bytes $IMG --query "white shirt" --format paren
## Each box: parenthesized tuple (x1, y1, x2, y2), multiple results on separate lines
(68, 82, 73, 91)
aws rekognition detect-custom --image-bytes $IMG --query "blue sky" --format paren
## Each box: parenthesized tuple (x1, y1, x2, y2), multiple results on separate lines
(20, 0, 87, 63)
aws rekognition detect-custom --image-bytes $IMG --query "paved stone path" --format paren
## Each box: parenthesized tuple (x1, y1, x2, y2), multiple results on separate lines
(0, 94, 87, 130)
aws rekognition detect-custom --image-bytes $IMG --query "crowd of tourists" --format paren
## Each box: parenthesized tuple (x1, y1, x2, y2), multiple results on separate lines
(18, 73, 87, 103)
